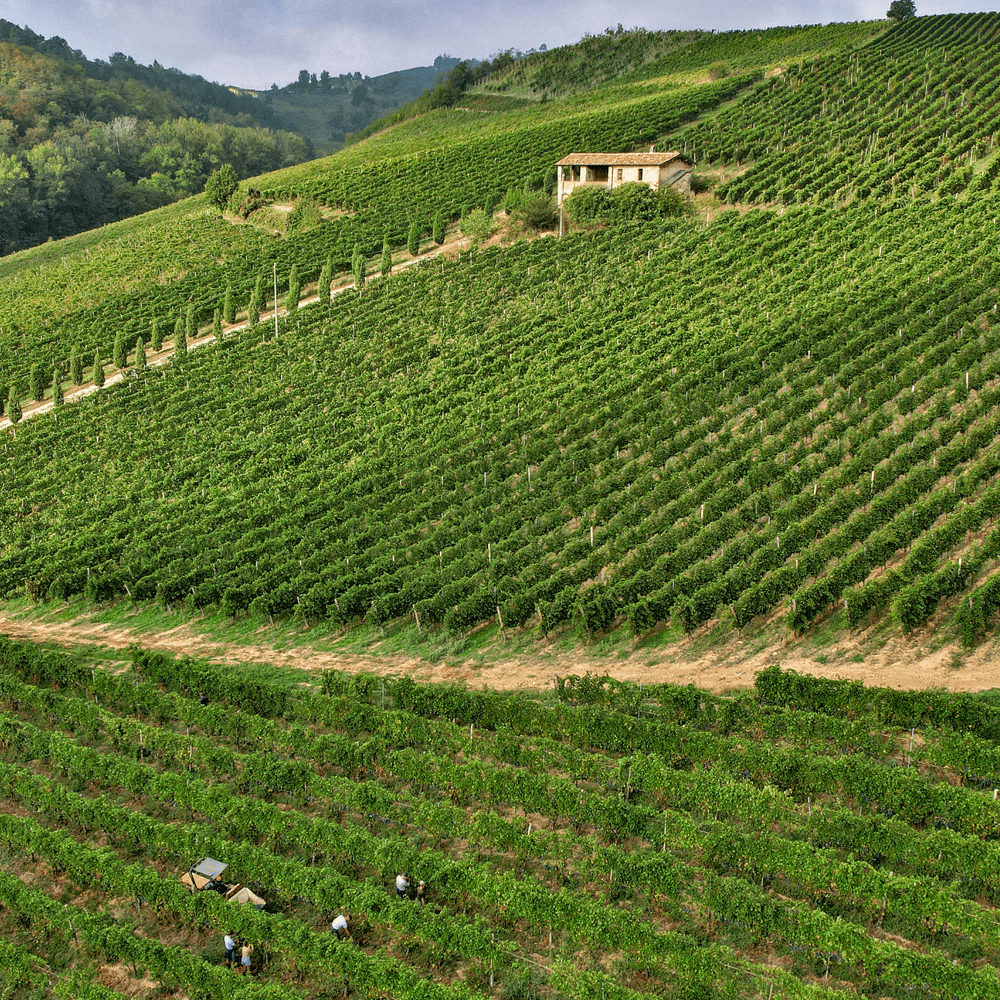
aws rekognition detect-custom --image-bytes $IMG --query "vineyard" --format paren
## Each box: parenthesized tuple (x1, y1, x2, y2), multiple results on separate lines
(1, 636, 1000, 999)
(5, 13, 1000, 992)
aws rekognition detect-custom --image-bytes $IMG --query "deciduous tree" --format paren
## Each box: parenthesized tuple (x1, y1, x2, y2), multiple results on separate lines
(887, 0, 916, 19)
(205, 164, 239, 211)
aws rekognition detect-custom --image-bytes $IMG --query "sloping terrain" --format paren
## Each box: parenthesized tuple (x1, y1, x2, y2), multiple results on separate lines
(2, 13, 1000, 660)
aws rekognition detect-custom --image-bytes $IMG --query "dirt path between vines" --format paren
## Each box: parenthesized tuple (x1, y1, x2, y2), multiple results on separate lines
(1, 609, 998, 695)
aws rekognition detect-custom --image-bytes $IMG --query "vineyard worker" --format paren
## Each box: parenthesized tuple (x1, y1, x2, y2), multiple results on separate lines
(395, 872, 410, 898)
(331, 912, 352, 940)
(199, 692, 209, 706)
(416, 881, 427, 906)
(239, 941, 253, 974)
(223, 931, 237, 966)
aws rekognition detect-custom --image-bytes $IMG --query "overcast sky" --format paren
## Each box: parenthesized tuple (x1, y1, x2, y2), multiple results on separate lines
(4, 2, 995, 89)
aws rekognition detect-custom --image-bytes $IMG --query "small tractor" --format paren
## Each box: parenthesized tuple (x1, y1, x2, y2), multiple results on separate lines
(180, 857, 265, 908)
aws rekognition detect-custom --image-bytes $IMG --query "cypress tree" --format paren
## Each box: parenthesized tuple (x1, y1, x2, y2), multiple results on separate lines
(185, 305, 196, 341)
(285, 264, 300, 313)
(248, 286, 260, 326)
(7, 387, 21, 424)
(29, 364, 43, 401)
(432, 210, 445, 245)
(223, 285, 235, 324)
(407, 221, 420, 256)
(92, 350, 105, 387)
(351, 244, 365, 291)
(380, 236, 392, 277)
(69, 347, 83, 385)
(175, 316, 187, 356)
(213, 308, 222, 338)
(113, 331, 128, 370)
(52, 367, 64, 406)
(317, 256, 332, 304)
(0, 385, 5, 418)
(135, 335, 146, 368)
(151, 318, 162, 352)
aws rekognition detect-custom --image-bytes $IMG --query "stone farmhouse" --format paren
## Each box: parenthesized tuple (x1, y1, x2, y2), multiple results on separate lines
(555, 152, 693, 205)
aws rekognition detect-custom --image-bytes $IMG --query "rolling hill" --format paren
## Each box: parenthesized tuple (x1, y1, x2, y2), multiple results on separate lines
(5, 11, 1000, 1000)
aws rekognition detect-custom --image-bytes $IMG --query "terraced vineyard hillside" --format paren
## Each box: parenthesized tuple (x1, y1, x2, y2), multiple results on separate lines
(3, 637, 1000, 1000)
(6, 14, 1000, 655)
(6, 13, 1000, 998)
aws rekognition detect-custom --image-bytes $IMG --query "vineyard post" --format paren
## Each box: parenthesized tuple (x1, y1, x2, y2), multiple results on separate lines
(497, 606, 506, 641)
(908, 728, 914, 766)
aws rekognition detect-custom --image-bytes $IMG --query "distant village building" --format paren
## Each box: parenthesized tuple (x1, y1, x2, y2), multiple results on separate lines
(555, 152, 692, 205)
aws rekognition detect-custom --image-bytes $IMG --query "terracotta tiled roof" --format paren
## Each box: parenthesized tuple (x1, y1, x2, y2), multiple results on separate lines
(555, 152, 688, 166)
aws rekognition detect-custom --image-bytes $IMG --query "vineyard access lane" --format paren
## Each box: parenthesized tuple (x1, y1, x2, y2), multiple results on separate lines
(0, 609, 997, 695)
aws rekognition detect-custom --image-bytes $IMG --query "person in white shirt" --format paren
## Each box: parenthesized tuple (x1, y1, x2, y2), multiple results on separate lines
(223, 932, 237, 966)
(395, 872, 410, 898)
(331, 913, 352, 940)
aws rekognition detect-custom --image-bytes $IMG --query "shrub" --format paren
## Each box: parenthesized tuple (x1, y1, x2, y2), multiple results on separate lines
(460, 208, 495, 247)
(205, 163, 239, 211)
(513, 192, 558, 230)
(407, 221, 421, 256)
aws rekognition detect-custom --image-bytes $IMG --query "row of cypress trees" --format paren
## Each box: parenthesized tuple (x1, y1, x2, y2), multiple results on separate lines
(3, 215, 458, 423)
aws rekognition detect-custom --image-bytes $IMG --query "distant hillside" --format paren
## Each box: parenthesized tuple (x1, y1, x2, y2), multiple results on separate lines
(0, 19, 280, 129)
(0, 23, 312, 255)
(262, 57, 463, 155)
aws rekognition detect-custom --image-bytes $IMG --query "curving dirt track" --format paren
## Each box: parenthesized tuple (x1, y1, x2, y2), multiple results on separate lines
(1, 610, 998, 696)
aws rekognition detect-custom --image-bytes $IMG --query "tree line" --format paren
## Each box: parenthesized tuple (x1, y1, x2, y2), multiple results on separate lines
(0, 40, 311, 255)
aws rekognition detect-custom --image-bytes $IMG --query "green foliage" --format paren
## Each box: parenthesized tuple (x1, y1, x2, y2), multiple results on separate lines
(91, 349, 104, 387)
(0, 38, 310, 255)
(69, 347, 82, 386)
(213, 309, 222, 339)
(287, 198, 323, 231)
(113, 331, 128, 370)
(223, 285, 235, 324)
(205, 164, 239, 212)
(432, 210, 446, 245)
(174, 316, 187, 356)
(151, 318, 161, 353)
(317, 256, 333, 303)
(380, 236, 392, 277)
(352, 243, 366, 290)
(887, 0, 917, 20)
(285, 264, 301, 312)
(6, 386, 20, 423)
(134, 336, 146, 368)
(512, 192, 558, 230)
(565, 182, 684, 227)
(185, 305, 196, 341)
(460, 209, 495, 247)
(248, 277, 263, 326)
(28, 364, 43, 401)
(52, 368, 63, 405)
(407, 221, 421, 256)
